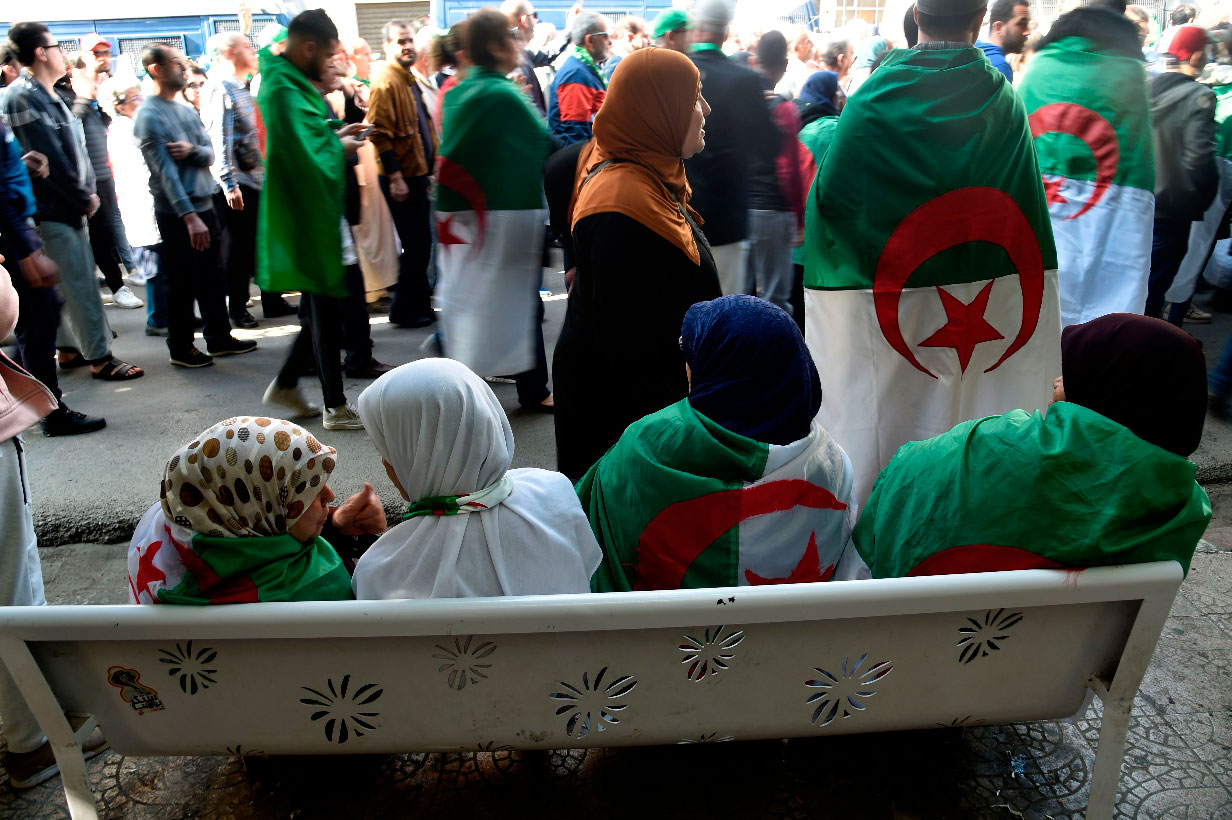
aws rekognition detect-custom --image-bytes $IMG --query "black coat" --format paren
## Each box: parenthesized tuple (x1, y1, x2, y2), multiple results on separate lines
(684, 50, 781, 247)
(552, 212, 721, 479)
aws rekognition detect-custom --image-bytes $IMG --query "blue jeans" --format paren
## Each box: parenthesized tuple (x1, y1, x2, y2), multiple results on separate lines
(1146, 217, 1194, 326)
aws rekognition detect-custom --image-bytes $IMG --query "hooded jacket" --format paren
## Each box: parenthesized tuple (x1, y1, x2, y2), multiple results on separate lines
(1150, 70, 1219, 221)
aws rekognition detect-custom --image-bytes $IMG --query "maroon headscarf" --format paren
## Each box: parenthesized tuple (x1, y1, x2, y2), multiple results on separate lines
(1061, 314, 1207, 457)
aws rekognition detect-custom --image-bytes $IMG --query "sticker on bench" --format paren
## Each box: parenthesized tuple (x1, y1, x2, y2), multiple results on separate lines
(299, 675, 383, 744)
(956, 609, 1024, 664)
(107, 666, 166, 715)
(549, 667, 639, 740)
(805, 653, 893, 727)
(679, 625, 745, 681)
(432, 635, 498, 691)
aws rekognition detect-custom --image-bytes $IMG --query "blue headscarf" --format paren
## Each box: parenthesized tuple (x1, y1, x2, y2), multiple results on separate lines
(681, 295, 821, 446)
(796, 70, 840, 116)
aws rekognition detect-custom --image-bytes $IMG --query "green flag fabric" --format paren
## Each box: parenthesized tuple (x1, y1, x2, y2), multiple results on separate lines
(579, 400, 863, 593)
(1018, 36, 1155, 327)
(792, 115, 838, 268)
(853, 402, 1211, 578)
(255, 47, 346, 298)
(801, 46, 1062, 507)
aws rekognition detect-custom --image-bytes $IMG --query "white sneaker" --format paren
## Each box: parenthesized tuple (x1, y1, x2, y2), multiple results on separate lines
(245, 297, 255, 307)
(1184, 304, 1213, 324)
(322, 404, 364, 430)
(125, 270, 148, 286)
(262, 378, 320, 419)
(112, 286, 144, 309)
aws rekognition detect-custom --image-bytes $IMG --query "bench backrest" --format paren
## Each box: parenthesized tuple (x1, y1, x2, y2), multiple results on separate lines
(0, 563, 1181, 755)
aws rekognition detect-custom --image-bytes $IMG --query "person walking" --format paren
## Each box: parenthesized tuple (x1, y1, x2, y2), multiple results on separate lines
(257, 9, 368, 430)
(547, 12, 611, 146)
(552, 47, 721, 478)
(135, 43, 256, 368)
(3, 22, 144, 383)
(367, 18, 436, 329)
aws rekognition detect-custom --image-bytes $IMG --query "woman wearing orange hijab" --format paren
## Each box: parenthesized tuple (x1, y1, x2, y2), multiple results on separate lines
(551, 47, 719, 479)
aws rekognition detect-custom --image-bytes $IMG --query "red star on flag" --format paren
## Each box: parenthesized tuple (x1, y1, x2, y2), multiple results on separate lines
(437, 215, 465, 246)
(134, 540, 167, 597)
(918, 281, 1005, 374)
(1042, 177, 1068, 206)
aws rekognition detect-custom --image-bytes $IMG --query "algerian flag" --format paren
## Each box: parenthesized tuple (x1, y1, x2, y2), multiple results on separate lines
(853, 402, 1211, 578)
(579, 400, 868, 593)
(1019, 36, 1155, 327)
(436, 67, 554, 376)
(804, 47, 1061, 506)
(127, 506, 353, 605)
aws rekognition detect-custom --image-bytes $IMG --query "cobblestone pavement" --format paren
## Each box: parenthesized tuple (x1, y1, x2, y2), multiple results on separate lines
(1, 540, 1229, 820)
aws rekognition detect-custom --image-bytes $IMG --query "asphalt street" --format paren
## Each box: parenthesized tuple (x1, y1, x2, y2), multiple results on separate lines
(11, 278, 1232, 547)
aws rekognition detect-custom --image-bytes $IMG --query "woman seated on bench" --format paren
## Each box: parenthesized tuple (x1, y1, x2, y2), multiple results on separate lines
(854, 313, 1212, 578)
(579, 295, 869, 592)
(352, 359, 601, 598)
(127, 419, 386, 604)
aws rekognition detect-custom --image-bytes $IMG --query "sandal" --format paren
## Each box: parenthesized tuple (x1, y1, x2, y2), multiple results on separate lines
(57, 350, 90, 371)
(91, 358, 145, 381)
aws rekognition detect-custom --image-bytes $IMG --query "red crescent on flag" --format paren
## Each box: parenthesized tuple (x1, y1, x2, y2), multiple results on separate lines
(1028, 103, 1119, 220)
(436, 157, 488, 260)
(872, 187, 1045, 379)
(634, 480, 846, 591)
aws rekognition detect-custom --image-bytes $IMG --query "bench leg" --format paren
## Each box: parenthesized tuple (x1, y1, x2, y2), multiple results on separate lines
(0, 637, 99, 820)
(1086, 697, 1129, 820)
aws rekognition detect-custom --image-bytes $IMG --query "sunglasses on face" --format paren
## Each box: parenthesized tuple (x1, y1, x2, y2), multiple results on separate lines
(92, 49, 111, 57)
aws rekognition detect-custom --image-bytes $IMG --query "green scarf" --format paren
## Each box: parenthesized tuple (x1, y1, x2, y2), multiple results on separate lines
(573, 44, 608, 88)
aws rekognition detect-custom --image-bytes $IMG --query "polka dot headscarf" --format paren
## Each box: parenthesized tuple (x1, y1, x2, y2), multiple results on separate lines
(161, 417, 339, 538)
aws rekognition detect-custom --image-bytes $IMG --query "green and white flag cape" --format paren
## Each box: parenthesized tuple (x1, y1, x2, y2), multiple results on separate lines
(1019, 36, 1155, 327)
(853, 402, 1211, 578)
(436, 67, 553, 376)
(803, 47, 1060, 505)
(579, 400, 868, 593)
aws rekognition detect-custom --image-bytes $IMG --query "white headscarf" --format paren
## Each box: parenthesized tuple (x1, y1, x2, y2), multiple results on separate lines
(353, 359, 601, 599)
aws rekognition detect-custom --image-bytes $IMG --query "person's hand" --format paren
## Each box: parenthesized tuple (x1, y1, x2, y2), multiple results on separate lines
(21, 151, 48, 179)
(564, 266, 577, 290)
(87, 194, 100, 218)
(184, 212, 210, 251)
(389, 173, 409, 202)
(332, 482, 386, 536)
(166, 141, 194, 160)
(340, 135, 364, 157)
(18, 250, 59, 288)
(337, 122, 368, 138)
(225, 186, 244, 210)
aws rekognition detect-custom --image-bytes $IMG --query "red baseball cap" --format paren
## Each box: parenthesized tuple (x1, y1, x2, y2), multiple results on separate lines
(80, 34, 110, 53)
(1164, 25, 1208, 61)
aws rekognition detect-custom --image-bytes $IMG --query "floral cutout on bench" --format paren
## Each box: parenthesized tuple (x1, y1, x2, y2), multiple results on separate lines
(549, 667, 639, 740)
(157, 641, 219, 695)
(678, 733, 736, 744)
(936, 716, 986, 728)
(679, 626, 746, 681)
(805, 653, 893, 727)
(956, 609, 1024, 664)
(299, 675, 384, 744)
(433, 636, 498, 691)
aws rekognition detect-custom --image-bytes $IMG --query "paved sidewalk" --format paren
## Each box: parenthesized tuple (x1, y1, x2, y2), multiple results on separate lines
(1, 537, 1228, 820)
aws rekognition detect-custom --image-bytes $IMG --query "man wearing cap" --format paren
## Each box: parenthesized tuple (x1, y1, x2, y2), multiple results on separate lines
(1145, 24, 1218, 325)
(651, 9, 693, 54)
(685, 0, 780, 295)
(79, 34, 112, 79)
(800, 0, 1062, 504)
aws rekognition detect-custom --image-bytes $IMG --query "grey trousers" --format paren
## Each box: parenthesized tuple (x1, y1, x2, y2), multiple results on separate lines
(743, 210, 796, 315)
(40, 220, 113, 362)
(0, 437, 47, 753)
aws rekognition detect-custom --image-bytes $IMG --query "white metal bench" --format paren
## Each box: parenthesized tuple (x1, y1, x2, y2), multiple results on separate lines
(0, 561, 1183, 820)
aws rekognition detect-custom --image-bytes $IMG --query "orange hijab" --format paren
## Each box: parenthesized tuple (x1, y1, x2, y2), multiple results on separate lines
(570, 48, 703, 265)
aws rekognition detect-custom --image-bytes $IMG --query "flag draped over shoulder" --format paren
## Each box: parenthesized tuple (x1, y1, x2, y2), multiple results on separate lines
(1019, 36, 1154, 327)
(803, 47, 1060, 505)
(127, 506, 353, 605)
(853, 402, 1211, 578)
(579, 399, 867, 593)
(255, 48, 346, 298)
(436, 67, 553, 376)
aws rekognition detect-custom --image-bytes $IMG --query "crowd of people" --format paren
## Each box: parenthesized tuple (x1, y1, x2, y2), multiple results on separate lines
(0, 0, 1230, 788)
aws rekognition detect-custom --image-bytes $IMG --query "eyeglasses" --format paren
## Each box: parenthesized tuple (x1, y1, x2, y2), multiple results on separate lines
(186, 82, 203, 89)
(92, 49, 112, 57)
(38, 41, 60, 53)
